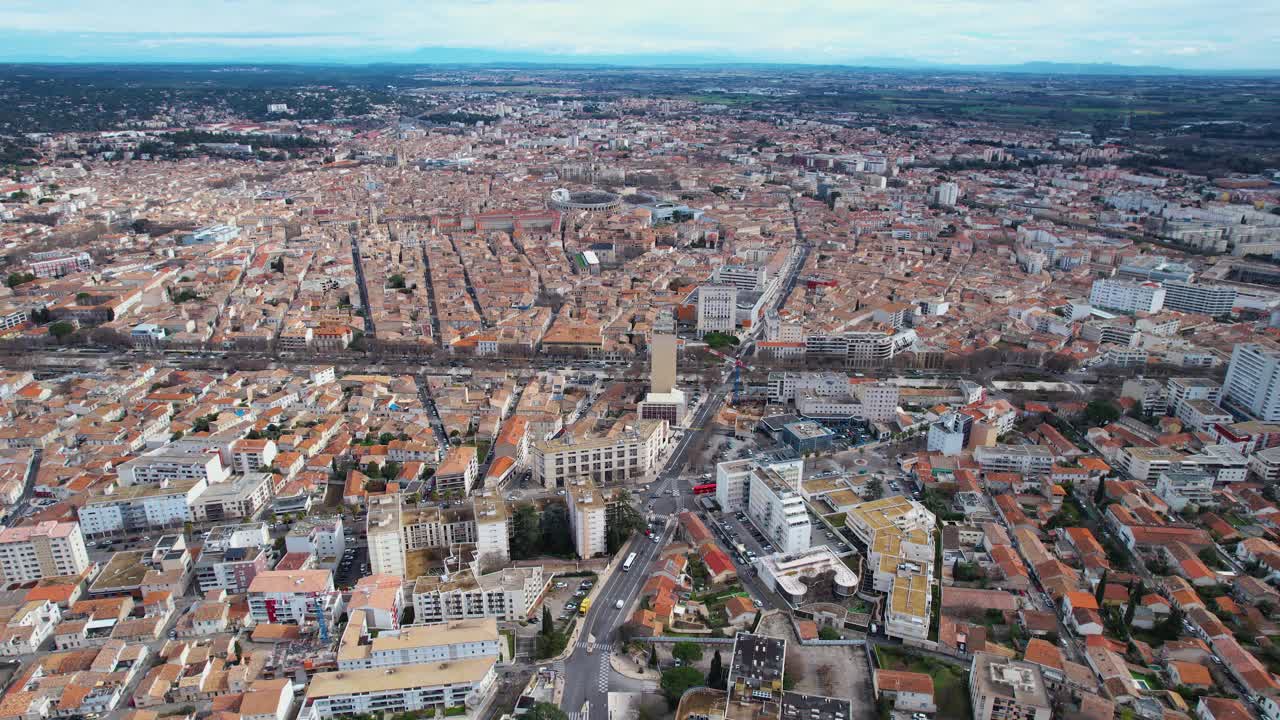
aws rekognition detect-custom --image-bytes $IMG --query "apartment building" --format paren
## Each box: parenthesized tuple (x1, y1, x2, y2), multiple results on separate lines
(1175, 398, 1233, 433)
(804, 329, 918, 368)
(566, 477, 608, 559)
(969, 653, 1052, 720)
(1154, 470, 1216, 512)
(928, 412, 969, 456)
(716, 453, 804, 514)
(301, 657, 496, 720)
(229, 438, 278, 474)
(1160, 280, 1236, 317)
(190, 471, 274, 523)
(1089, 278, 1166, 314)
(1223, 343, 1280, 421)
(1247, 445, 1280, 483)
(529, 419, 668, 489)
(368, 492, 508, 577)
(337, 613, 500, 670)
(411, 565, 544, 624)
(973, 445, 1054, 475)
(1165, 377, 1221, 416)
(696, 285, 737, 337)
(247, 569, 342, 626)
(845, 496, 936, 642)
(1119, 446, 1187, 483)
(0, 600, 62, 656)
(859, 382, 901, 422)
(472, 491, 510, 566)
(193, 523, 271, 594)
(285, 516, 346, 563)
(116, 448, 229, 486)
(367, 494, 407, 578)
(78, 479, 207, 536)
(434, 446, 478, 497)
(0, 521, 90, 584)
(746, 465, 811, 554)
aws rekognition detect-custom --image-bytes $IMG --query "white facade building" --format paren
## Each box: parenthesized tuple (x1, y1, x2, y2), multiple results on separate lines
(1089, 278, 1166, 314)
(77, 479, 207, 536)
(696, 285, 738, 337)
(302, 658, 496, 720)
(746, 466, 811, 555)
(0, 521, 90, 583)
(1223, 343, 1280, 421)
(337, 614, 500, 671)
(1161, 281, 1236, 316)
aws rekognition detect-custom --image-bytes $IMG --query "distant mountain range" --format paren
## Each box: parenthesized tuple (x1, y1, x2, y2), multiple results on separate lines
(0, 32, 1275, 76)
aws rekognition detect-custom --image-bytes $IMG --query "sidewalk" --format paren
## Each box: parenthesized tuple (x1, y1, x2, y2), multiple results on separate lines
(609, 650, 660, 683)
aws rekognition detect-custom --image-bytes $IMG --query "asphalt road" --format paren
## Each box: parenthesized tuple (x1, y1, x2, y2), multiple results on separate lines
(558, 378, 730, 718)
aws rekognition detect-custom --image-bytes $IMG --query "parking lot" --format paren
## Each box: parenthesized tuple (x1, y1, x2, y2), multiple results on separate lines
(537, 574, 598, 624)
(335, 544, 370, 588)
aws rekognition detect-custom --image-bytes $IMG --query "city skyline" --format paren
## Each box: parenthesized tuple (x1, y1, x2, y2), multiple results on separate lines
(0, 0, 1277, 70)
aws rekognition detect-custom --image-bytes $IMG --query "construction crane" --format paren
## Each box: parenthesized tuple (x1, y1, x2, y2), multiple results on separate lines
(705, 346, 752, 405)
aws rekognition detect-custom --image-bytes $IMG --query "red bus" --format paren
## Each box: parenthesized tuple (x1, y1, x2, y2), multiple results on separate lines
(693, 483, 716, 496)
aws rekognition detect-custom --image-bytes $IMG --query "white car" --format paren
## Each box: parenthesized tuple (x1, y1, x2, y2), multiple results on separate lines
(615, 600, 624, 610)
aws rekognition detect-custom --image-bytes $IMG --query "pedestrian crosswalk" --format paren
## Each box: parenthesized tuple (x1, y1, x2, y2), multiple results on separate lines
(573, 640, 613, 652)
(597, 657, 610, 692)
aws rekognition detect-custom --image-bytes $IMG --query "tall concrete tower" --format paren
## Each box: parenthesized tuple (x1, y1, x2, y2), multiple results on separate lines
(650, 334, 677, 394)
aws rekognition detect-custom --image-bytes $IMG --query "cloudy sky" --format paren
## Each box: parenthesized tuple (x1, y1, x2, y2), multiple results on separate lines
(0, 0, 1276, 68)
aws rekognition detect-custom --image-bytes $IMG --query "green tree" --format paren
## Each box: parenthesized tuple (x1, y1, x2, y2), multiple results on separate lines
(672, 641, 703, 664)
(388, 274, 406, 289)
(511, 504, 542, 560)
(1094, 476, 1108, 505)
(660, 667, 704, 708)
(523, 703, 568, 720)
(539, 503, 574, 557)
(708, 650, 725, 690)
(1084, 400, 1120, 427)
(5, 272, 35, 288)
(649, 646, 659, 668)
(866, 478, 884, 500)
(818, 626, 842, 641)
(49, 321, 74, 340)
(1095, 569, 1109, 607)
(541, 606, 554, 636)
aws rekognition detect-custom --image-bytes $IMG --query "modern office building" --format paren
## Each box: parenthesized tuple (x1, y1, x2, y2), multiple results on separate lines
(716, 453, 804, 514)
(968, 653, 1052, 720)
(1089, 278, 1166, 314)
(747, 465, 811, 555)
(1161, 280, 1236, 317)
(845, 497, 936, 642)
(0, 521, 91, 584)
(528, 419, 668, 489)
(696, 285, 738, 337)
(1222, 344, 1280, 421)
(756, 546, 857, 605)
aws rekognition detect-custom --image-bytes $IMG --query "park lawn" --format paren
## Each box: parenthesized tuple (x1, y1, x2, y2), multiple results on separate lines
(875, 646, 972, 720)
(824, 512, 847, 527)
